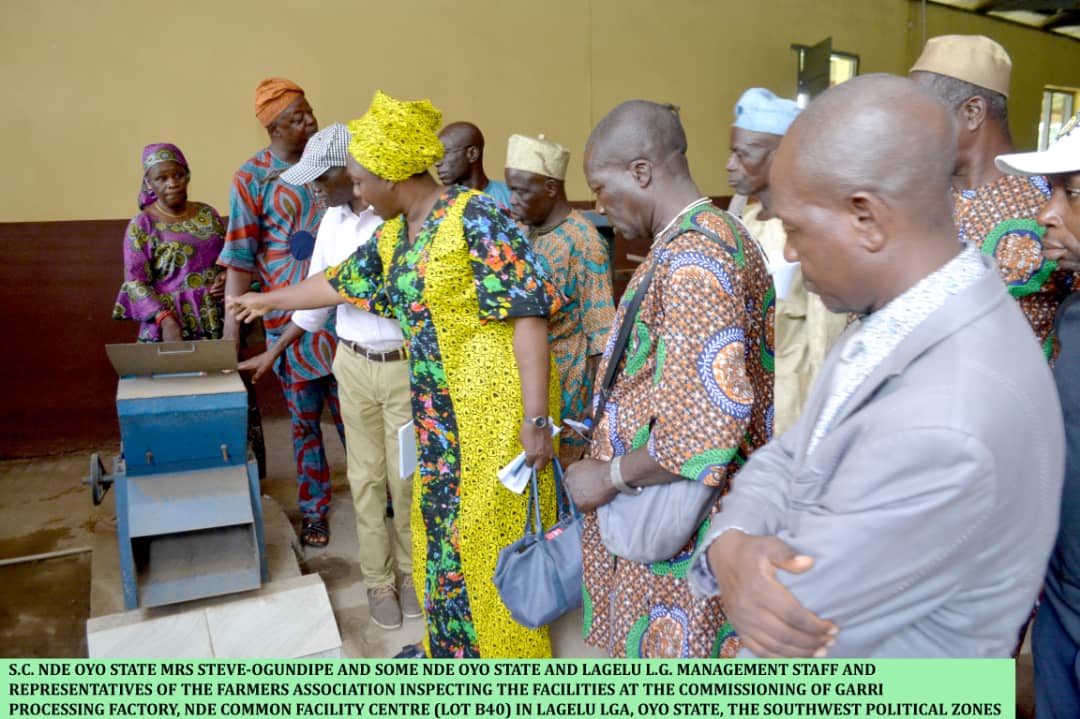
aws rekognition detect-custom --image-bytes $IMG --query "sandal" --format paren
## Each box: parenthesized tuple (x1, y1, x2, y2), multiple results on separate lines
(301, 517, 330, 548)
(392, 644, 426, 659)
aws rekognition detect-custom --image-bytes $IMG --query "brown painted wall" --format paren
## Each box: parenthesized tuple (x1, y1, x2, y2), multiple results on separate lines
(1, 220, 284, 458)
(4, 219, 134, 457)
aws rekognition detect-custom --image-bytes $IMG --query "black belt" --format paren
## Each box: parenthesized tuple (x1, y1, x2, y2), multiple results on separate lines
(340, 339, 406, 363)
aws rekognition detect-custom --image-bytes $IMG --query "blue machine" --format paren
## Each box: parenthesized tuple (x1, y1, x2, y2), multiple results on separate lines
(87, 340, 268, 610)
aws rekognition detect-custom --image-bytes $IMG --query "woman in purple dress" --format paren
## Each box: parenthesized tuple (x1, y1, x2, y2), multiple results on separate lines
(113, 143, 226, 341)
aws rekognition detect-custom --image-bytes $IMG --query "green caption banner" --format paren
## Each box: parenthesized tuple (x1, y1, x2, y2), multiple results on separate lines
(0, 660, 1014, 719)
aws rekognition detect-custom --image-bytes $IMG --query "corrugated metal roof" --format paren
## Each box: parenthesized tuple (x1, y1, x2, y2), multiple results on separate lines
(929, 0, 1080, 40)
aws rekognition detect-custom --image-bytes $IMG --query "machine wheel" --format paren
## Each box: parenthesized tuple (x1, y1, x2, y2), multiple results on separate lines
(89, 453, 109, 505)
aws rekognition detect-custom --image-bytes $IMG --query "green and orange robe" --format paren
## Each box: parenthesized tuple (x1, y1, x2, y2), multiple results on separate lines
(582, 204, 775, 658)
(327, 186, 562, 658)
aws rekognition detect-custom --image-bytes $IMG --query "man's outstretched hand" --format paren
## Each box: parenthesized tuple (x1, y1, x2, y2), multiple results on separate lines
(226, 292, 271, 324)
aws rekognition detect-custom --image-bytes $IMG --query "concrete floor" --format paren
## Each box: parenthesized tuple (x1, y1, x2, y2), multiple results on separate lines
(0, 416, 601, 660)
(0, 417, 1035, 713)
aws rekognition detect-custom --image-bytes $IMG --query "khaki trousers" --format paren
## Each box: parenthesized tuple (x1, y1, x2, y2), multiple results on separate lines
(333, 342, 413, 590)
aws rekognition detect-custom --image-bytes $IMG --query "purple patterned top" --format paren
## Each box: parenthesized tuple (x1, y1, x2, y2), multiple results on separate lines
(112, 202, 225, 342)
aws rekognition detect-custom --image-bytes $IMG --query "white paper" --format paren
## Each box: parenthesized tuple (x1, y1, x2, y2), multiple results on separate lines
(497, 418, 562, 494)
(770, 258, 801, 301)
(498, 452, 531, 494)
(563, 418, 591, 437)
(398, 421, 417, 480)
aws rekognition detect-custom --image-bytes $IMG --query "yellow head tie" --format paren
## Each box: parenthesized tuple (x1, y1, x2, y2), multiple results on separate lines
(348, 90, 444, 182)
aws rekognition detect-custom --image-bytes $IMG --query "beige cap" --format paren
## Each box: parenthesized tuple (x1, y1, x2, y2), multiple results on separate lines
(506, 134, 570, 180)
(910, 34, 1011, 97)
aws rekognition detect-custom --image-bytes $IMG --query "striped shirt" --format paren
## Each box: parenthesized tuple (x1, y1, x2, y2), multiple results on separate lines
(219, 148, 334, 382)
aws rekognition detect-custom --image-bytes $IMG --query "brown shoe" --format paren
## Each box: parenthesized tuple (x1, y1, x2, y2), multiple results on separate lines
(399, 581, 423, 619)
(367, 585, 402, 630)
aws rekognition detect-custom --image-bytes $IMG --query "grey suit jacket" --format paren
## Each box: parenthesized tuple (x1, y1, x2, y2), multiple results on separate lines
(692, 259, 1065, 657)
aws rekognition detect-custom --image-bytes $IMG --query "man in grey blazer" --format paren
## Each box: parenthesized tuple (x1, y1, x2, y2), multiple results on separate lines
(689, 74, 1065, 658)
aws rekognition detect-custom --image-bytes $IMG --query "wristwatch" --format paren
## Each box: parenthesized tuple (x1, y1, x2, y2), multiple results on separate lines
(525, 415, 548, 430)
(609, 456, 642, 496)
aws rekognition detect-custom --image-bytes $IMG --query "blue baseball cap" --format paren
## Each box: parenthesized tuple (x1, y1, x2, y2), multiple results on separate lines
(733, 88, 800, 137)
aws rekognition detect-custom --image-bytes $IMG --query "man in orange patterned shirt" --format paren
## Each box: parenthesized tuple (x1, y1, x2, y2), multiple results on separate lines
(911, 34, 1075, 360)
(566, 101, 774, 658)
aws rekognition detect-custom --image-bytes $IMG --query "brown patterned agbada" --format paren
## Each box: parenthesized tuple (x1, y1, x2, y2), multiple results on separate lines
(953, 174, 1078, 362)
(581, 204, 774, 658)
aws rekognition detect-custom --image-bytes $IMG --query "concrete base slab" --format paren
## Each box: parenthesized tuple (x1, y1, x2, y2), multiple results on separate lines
(87, 573, 341, 659)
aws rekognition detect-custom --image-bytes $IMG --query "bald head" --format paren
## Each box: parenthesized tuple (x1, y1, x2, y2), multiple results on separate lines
(586, 100, 689, 175)
(439, 122, 484, 150)
(584, 100, 705, 243)
(778, 73, 956, 223)
(436, 121, 488, 188)
(768, 74, 961, 315)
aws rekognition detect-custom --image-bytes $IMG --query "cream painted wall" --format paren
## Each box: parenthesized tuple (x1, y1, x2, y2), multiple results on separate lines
(588, 0, 915, 193)
(1, 0, 1077, 222)
(1, 0, 593, 222)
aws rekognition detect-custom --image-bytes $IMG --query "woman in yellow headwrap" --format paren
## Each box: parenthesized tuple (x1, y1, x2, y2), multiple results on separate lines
(227, 91, 562, 659)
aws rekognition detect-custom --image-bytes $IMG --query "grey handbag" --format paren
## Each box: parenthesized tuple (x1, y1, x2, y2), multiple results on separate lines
(597, 480, 719, 564)
(492, 460, 583, 629)
(593, 245, 723, 565)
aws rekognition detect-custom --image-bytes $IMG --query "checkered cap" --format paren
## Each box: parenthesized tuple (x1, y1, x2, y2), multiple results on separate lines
(281, 123, 350, 185)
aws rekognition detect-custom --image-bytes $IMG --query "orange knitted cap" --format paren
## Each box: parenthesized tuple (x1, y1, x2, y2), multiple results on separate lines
(254, 77, 305, 127)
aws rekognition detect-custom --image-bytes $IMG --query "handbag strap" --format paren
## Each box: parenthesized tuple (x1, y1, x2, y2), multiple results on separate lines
(594, 206, 748, 424)
(526, 466, 572, 615)
(553, 459, 580, 521)
(595, 259, 660, 418)
(522, 460, 579, 538)
(522, 468, 544, 538)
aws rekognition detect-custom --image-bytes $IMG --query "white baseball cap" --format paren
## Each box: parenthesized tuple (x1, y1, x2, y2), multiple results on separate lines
(996, 113, 1080, 177)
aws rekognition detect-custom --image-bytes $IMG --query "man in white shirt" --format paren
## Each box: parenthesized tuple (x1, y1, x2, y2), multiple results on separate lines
(277, 124, 417, 631)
